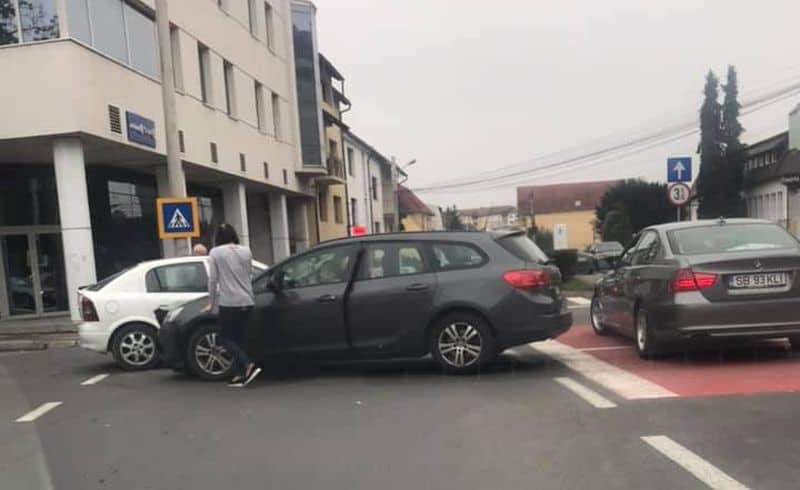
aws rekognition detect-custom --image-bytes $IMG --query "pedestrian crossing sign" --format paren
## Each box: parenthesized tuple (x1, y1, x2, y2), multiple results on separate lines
(156, 197, 200, 239)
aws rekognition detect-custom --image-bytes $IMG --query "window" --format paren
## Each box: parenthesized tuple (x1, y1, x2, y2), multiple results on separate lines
(333, 196, 344, 224)
(170, 25, 183, 90)
(347, 148, 355, 176)
(350, 198, 358, 225)
(210, 142, 218, 163)
(146, 263, 208, 293)
(374, 222, 381, 233)
(66, 0, 90, 44)
(263, 162, 269, 179)
(13, 0, 59, 44)
(263, 1, 274, 50)
(631, 231, 660, 265)
(124, 2, 159, 78)
(198, 43, 211, 103)
(92, 0, 128, 62)
(280, 246, 354, 288)
(371, 176, 378, 200)
(283, 168, 288, 185)
(668, 224, 800, 255)
(178, 130, 185, 153)
(271, 92, 282, 138)
(318, 190, 328, 222)
(223, 60, 236, 116)
(240, 153, 246, 172)
(248, 0, 258, 35)
(359, 243, 427, 280)
(255, 81, 266, 131)
(432, 243, 488, 271)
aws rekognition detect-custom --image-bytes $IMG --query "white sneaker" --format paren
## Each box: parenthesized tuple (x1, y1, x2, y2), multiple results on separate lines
(242, 366, 262, 387)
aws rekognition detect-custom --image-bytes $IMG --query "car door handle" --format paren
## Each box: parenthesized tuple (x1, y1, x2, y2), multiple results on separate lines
(406, 283, 429, 292)
(316, 294, 337, 303)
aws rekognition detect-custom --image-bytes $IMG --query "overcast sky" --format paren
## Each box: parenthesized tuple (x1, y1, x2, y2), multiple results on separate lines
(312, 0, 800, 208)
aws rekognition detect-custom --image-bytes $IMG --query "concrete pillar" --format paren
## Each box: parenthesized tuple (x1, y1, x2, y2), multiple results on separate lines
(53, 139, 97, 321)
(269, 193, 291, 262)
(223, 182, 250, 248)
(155, 167, 189, 257)
(291, 201, 310, 253)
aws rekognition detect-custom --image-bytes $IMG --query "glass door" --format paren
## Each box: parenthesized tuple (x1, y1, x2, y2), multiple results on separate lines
(1, 235, 36, 317)
(35, 233, 68, 314)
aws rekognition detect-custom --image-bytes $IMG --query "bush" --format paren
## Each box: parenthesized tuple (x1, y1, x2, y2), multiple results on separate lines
(602, 209, 633, 245)
(551, 249, 578, 281)
(527, 227, 554, 255)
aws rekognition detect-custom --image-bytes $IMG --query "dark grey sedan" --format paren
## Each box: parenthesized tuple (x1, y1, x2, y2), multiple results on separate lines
(159, 231, 572, 378)
(591, 219, 800, 357)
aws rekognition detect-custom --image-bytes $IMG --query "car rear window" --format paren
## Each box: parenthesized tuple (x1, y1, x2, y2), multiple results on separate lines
(431, 242, 487, 271)
(496, 234, 549, 264)
(596, 242, 623, 253)
(668, 224, 800, 255)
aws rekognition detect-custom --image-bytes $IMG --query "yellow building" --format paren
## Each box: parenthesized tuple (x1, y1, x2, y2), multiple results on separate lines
(517, 181, 620, 250)
(399, 186, 436, 231)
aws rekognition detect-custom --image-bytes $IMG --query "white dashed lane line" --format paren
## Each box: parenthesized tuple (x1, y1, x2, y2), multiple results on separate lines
(553, 376, 617, 409)
(566, 297, 591, 309)
(16, 402, 63, 423)
(642, 435, 750, 490)
(80, 374, 109, 386)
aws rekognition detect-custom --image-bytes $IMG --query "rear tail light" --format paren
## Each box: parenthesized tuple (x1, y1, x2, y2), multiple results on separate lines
(80, 295, 99, 322)
(503, 270, 550, 290)
(671, 269, 718, 292)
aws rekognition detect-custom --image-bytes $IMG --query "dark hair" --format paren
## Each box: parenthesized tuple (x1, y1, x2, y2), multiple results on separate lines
(214, 223, 240, 246)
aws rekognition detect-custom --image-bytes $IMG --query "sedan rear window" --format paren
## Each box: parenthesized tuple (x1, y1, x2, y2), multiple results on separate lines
(83, 269, 129, 291)
(496, 234, 549, 264)
(668, 224, 800, 255)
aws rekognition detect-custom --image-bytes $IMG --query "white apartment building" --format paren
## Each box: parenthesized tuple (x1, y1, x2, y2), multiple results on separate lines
(343, 131, 396, 234)
(0, 0, 314, 323)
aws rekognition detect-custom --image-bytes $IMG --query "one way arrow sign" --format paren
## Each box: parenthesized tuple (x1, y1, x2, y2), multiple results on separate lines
(667, 157, 692, 183)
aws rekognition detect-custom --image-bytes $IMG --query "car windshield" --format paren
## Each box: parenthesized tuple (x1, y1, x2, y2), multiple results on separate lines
(668, 224, 800, 255)
(496, 233, 549, 264)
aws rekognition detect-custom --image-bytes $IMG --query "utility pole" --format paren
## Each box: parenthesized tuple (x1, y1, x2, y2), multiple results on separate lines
(155, 0, 189, 256)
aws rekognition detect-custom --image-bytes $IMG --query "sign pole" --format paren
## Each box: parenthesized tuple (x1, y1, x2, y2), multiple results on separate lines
(676, 206, 681, 222)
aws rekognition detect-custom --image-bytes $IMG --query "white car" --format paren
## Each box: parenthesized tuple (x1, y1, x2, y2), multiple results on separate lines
(78, 256, 268, 370)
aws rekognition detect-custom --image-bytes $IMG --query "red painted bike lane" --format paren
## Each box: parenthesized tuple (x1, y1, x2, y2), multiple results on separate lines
(555, 325, 800, 398)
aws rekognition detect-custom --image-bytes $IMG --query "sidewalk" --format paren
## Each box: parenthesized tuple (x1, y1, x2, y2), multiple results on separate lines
(0, 316, 78, 352)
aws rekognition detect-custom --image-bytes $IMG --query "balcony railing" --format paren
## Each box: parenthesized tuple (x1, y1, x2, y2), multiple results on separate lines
(327, 156, 345, 180)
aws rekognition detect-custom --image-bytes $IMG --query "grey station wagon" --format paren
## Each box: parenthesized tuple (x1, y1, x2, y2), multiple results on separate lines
(159, 231, 572, 377)
(591, 219, 800, 357)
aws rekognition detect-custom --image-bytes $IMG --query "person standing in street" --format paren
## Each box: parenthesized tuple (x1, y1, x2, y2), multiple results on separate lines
(204, 224, 261, 387)
(192, 243, 208, 256)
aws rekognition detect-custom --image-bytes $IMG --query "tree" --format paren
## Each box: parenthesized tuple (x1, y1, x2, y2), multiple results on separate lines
(595, 179, 674, 235)
(442, 205, 465, 231)
(696, 70, 731, 218)
(602, 209, 634, 245)
(527, 227, 554, 255)
(721, 65, 746, 216)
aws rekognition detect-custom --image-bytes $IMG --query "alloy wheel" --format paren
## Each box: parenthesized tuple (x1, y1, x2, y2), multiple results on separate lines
(120, 331, 157, 367)
(590, 299, 603, 332)
(194, 333, 233, 376)
(438, 322, 483, 368)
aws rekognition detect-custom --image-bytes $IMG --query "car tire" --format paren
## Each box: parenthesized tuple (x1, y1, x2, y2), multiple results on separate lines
(185, 323, 234, 381)
(590, 296, 607, 336)
(634, 307, 659, 359)
(111, 323, 161, 371)
(429, 312, 497, 375)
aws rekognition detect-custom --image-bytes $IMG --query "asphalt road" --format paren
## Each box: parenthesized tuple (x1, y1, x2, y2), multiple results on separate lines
(2, 308, 799, 489)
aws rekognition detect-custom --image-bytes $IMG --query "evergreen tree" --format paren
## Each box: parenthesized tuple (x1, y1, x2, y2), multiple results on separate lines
(602, 209, 634, 246)
(696, 70, 725, 218)
(721, 65, 746, 216)
(442, 205, 465, 231)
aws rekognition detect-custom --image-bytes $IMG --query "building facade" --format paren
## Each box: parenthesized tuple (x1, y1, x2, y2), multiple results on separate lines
(0, 0, 312, 323)
(398, 185, 435, 231)
(517, 180, 619, 250)
(743, 107, 800, 234)
(343, 131, 398, 234)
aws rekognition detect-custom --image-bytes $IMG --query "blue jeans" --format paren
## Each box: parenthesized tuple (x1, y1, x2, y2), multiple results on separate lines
(218, 306, 253, 378)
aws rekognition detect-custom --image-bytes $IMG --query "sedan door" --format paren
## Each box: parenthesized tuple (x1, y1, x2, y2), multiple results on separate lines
(143, 261, 209, 323)
(347, 241, 437, 355)
(251, 245, 358, 357)
(597, 236, 641, 330)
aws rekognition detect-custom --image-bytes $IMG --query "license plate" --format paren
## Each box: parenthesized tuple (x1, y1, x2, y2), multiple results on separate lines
(729, 272, 788, 289)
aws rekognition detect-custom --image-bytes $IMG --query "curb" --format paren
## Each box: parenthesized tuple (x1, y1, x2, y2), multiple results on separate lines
(0, 340, 47, 352)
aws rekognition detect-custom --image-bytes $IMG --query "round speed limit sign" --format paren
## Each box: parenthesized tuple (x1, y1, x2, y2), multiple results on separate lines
(668, 182, 691, 206)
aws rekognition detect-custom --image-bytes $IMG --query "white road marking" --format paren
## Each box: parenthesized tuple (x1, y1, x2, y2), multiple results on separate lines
(531, 341, 677, 399)
(642, 435, 750, 490)
(553, 376, 617, 408)
(15, 402, 63, 423)
(80, 374, 109, 386)
(578, 346, 630, 352)
(567, 297, 591, 305)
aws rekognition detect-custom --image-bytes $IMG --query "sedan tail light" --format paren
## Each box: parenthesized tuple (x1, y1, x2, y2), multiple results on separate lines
(503, 270, 550, 290)
(671, 269, 718, 292)
(80, 295, 99, 322)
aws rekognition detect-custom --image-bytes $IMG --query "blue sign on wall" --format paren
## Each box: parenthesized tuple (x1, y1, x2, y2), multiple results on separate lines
(156, 198, 200, 239)
(126, 111, 156, 148)
(667, 157, 692, 183)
